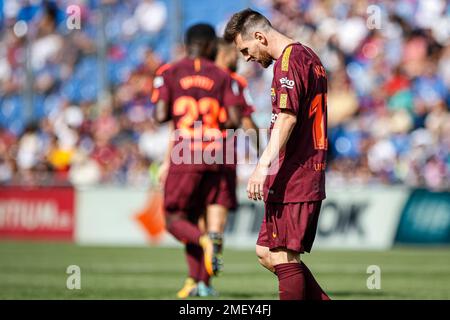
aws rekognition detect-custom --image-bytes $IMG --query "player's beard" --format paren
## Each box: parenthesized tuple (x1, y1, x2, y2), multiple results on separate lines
(258, 49, 273, 68)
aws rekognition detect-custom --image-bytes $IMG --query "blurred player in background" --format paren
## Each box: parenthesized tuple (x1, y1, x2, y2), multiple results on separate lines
(224, 9, 330, 300)
(153, 23, 241, 298)
(191, 37, 261, 288)
(215, 38, 259, 149)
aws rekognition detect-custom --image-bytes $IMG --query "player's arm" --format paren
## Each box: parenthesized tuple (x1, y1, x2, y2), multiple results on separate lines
(158, 121, 174, 187)
(247, 110, 296, 201)
(152, 66, 171, 124)
(248, 55, 303, 201)
(247, 112, 297, 201)
(242, 116, 257, 131)
(220, 75, 242, 129)
(238, 76, 260, 153)
(242, 115, 260, 155)
(220, 105, 241, 129)
(155, 100, 170, 123)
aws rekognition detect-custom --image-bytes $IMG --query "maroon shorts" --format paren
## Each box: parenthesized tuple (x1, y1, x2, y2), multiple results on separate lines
(164, 171, 221, 219)
(216, 169, 238, 210)
(256, 201, 322, 254)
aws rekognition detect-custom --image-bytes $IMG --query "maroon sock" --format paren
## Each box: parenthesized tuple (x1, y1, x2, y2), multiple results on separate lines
(274, 263, 306, 300)
(301, 262, 331, 300)
(198, 251, 210, 286)
(166, 218, 202, 245)
(185, 244, 202, 281)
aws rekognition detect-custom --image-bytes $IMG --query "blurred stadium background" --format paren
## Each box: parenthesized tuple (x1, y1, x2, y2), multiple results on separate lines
(0, 0, 449, 299)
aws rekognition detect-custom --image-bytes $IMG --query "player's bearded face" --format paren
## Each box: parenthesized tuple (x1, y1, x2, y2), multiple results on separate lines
(257, 47, 273, 68)
(236, 34, 273, 68)
(246, 40, 272, 68)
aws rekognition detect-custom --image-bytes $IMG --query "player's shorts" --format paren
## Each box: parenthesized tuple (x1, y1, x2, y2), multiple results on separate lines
(164, 170, 222, 220)
(215, 169, 238, 211)
(256, 201, 322, 254)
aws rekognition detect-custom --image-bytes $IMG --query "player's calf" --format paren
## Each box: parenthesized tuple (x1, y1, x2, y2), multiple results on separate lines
(270, 248, 305, 300)
(165, 213, 203, 245)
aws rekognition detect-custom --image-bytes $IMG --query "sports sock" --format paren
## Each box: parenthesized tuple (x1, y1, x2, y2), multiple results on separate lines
(208, 232, 223, 255)
(274, 263, 306, 300)
(166, 218, 202, 245)
(301, 262, 331, 300)
(185, 244, 203, 281)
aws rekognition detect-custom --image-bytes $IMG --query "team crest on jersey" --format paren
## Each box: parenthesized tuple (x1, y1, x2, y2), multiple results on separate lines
(279, 77, 294, 89)
(271, 88, 276, 102)
(153, 76, 163, 89)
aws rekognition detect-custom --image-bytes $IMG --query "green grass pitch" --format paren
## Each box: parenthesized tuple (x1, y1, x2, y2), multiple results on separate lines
(0, 241, 449, 299)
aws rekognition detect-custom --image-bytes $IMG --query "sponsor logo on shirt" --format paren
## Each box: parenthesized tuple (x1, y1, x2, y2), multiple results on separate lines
(271, 87, 276, 103)
(279, 77, 294, 89)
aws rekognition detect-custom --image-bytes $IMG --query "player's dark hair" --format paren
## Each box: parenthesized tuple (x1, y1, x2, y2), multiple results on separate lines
(223, 8, 272, 43)
(185, 23, 217, 46)
(185, 23, 217, 60)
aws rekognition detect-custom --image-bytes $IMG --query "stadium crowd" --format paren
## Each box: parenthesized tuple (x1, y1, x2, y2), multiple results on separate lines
(0, 0, 449, 190)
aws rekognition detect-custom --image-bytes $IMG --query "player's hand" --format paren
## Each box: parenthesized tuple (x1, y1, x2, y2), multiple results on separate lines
(247, 164, 268, 201)
(158, 161, 169, 188)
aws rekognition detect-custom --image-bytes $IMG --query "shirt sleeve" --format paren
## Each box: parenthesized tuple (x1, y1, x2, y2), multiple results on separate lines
(152, 70, 171, 105)
(276, 47, 304, 115)
(223, 74, 241, 109)
(229, 73, 255, 117)
(241, 86, 255, 117)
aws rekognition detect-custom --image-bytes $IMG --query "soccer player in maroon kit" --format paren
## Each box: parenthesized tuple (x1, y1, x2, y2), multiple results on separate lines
(153, 23, 241, 298)
(224, 9, 330, 300)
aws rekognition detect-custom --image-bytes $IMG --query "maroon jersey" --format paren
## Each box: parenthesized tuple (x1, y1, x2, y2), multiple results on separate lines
(229, 72, 255, 117)
(156, 57, 239, 172)
(264, 43, 327, 203)
(151, 63, 171, 104)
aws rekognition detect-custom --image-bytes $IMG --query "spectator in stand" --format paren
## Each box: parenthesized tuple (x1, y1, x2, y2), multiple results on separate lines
(0, 0, 448, 191)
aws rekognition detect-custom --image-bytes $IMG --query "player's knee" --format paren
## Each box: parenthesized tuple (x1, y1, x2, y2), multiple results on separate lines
(257, 254, 271, 268)
(164, 212, 183, 232)
(165, 214, 174, 226)
(164, 216, 175, 233)
(255, 245, 267, 260)
(256, 246, 272, 269)
(269, 248, 300, 266)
